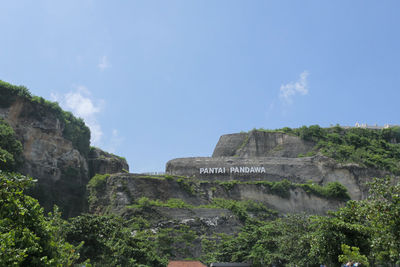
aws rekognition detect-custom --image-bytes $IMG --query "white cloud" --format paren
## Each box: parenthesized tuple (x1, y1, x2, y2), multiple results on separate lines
(98, 55, 109, 71)
(279, 71, 309, 104)
(51, 86, 104, 145)
(64, 86, 101, 117)
(106, 129, 124, 154)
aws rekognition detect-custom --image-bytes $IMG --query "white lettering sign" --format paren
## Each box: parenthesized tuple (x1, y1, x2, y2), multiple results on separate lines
(199, 166, 265, 174)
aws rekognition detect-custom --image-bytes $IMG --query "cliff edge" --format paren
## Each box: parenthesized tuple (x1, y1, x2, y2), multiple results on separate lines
(0, 81, 128, 217)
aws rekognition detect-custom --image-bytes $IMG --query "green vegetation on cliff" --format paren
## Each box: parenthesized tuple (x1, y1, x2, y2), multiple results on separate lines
(261, 124, 400, 174)
(0, 171, 82, 266)
(4, 168, 399, 266)
(1, 119, 399, 265)
(0, 119, 22, 171)
(87, 173, 110, 211)
(127, 197, 278, 223)
(1, 81, 399, 266)
(64, 213, 167, 266)
(201, 177, 400, 266)
(211, 179, 350, 201)
(0, 80, 90, 156)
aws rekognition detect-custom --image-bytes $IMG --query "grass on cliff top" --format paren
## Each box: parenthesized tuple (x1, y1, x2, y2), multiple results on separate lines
(89, 146, 127, 161)
(0, 80, 90, 157)
(254, 124, 400, 174)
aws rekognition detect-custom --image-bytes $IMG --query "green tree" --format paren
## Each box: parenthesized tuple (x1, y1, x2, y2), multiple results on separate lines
(363, 177, 400, 264)
(308, 215, 370, 266)
(0, 119, 22, 171)
(202, 215, 316, 267)
(0, 170, 81, 266)
(338, 244, 369, 266)
(64, 213, 167, 266)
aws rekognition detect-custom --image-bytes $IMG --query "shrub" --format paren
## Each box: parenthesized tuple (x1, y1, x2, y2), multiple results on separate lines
(88, 173, 110, 190)
(0, 171, 81, 266)
(0, 119, 23, 171)
(292, 125, 400, 174)
(270, 179, 292, 198)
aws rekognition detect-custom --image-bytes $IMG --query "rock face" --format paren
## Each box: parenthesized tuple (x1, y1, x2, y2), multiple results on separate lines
(90, 174, 343, 218)
(167, 130, 392, 203)
(0, 95, 129, 217)
(89, 173, 344, 258)
(88, 147, 129, 178)
(0, 98, 89, 217)
(213, 130, 315, 158)
(166, 155, 387, 200)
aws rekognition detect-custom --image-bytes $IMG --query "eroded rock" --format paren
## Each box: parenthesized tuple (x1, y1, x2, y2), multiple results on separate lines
(213, 130, 315, 158)
(88, 147, 129, 178)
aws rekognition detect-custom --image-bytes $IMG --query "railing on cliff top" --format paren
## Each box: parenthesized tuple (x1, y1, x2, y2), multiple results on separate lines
(140, 172, 166, 175)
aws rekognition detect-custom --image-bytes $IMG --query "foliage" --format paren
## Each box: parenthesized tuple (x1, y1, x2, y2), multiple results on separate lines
(0, 170, 82, 266)
(289, 125, 400, 174)
(0, 119, 23, 171)
(306, 177, 400, 266)
(216, 179, 350, 201)
(87, 173, 110, 190)
(201, 214, 314, 266)
(202, 177, 400, 266)
(154, 224, 197, 259)
(308, 215, 370, 266)
(338, 244, 369, 266)
(2, 170, 398, 266)
(62, 112, 90, 157)
(0, 80, 31, 106)
(127, 197, 278, 222)
(362, 176, 400, 263)
(295, 125, 326, 142)
(64, 213, 166, 266)
(87, 173, 110, 210)
(255, 124, 400, 174)
(176, 177, 196, 195)
(127, 197, 193, 210)
(300, 181, 351, 200)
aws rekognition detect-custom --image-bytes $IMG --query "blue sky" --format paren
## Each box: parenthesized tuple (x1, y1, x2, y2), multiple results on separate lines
(1, 1, 400, 172)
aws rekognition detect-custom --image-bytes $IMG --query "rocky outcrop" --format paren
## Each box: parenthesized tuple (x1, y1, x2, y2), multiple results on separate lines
(90, 174, 344, 218)
(213, 130, 315, 158)
(88, 147, 129, 178)
(88, 172, 342, 260)
(0, 93, 129, 217)
(166, 155, 388, 200)
(0, 98, 89, 217)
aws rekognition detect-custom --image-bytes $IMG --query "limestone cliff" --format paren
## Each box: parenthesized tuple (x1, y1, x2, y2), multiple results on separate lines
(0, 81, 128, 217)
(166, 155, 388, 200)
(90, 174, 344, 216)
(167, 130, 394, 207)
(0, 97, 88, 216)
(88, 147, 129, 177)
(213, 130, 315, 158)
